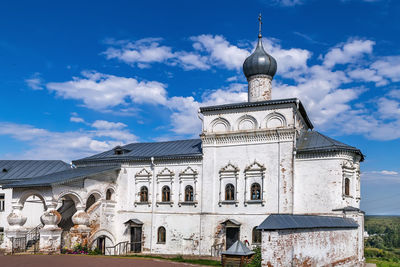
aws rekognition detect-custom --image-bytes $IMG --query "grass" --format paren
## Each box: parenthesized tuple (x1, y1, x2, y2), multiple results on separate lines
(366, 258, 400, 267)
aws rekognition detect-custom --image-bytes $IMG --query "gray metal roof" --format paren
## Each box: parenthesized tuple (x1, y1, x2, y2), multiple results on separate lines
(0, 160, 70, 182)
(199, 98, 313, 129)
(73, 139, 202, 164)
(2, 165, 120, 189)
(257, 214, 359, 231)
(296, 131, 364, 161)
(124, 219, 144, 225)
(222, 240, 255, 256)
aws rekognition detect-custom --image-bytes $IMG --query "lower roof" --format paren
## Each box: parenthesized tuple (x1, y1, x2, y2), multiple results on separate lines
(0, 160, 70, 182)
(257, 214, 359, 231)
(2, 165, 120, 189)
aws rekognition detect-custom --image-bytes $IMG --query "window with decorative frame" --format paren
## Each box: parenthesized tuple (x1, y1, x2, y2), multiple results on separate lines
(178, 167, 198, 206)
(219, 163, 239, 206)
(244, 161, 265, 205)
(156, 167, 174, 206)
(134, 168, 152, 206)
(342, 161, 355, 198)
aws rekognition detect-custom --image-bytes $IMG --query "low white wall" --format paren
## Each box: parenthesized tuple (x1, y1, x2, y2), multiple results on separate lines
(261, 228, 362, 266)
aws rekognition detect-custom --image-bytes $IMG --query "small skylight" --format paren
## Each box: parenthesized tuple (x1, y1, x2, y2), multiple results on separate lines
(2, 168, 8, 173)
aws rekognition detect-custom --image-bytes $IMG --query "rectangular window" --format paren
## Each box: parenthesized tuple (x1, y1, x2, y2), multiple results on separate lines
(0, 194, 5, 212)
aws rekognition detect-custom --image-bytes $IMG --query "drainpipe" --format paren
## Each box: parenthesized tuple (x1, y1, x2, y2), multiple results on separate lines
(276, 129, 281, 214)
(149, 157, 155, 253)
(198, 109, 204, 256)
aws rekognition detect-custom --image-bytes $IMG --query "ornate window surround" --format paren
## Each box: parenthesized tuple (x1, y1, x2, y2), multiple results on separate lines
(178, 167, 198, 207)
(134, 168, 152, 207)
(342, 161, 356, 199)
(244, 161, 265, 206)
(218, 163, 239, 206)
(156, 167, 174, 207)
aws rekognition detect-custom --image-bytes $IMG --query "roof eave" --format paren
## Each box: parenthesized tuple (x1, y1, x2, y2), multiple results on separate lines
(199, 98, 313, 130)
(73, 154, 203, 165)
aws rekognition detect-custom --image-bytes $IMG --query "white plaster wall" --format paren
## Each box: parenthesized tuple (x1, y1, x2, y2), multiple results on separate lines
(294, 157, 360, 214)
(261, 228, 361, 267)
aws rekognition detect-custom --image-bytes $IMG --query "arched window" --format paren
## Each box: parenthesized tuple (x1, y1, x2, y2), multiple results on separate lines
(345, 178, 350, 196)
(251, 183, 261, 200)
(225, 184, 235, 201)
(162, 186, 170, 202)
(86, 194, 96, 211)
(184, 185, 194, 202)
(106, 189, 113, 201)
(252, 226, 261, 244)
(157, 226, 166, 243)
(140, 186, 148, 202)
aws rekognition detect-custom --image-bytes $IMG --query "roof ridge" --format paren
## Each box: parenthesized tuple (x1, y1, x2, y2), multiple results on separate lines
(123, 138, 201, 147)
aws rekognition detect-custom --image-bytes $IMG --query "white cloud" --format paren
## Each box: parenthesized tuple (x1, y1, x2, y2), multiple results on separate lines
(0, 120, 137, 161)
(70, 116, 85, 123)
(46, 71, 168, 110)
(270, 0, 304, 6)
(323, 39, 375, 68)
(91, 120, 127, 130)
(371, 56, 400, 83)
(191, 35, 250, 70)
(103, 38, 210, 70)
(25, 73, 43, 90)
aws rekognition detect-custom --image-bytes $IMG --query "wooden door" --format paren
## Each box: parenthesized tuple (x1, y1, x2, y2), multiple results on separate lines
(130, 227, 142, 253)
(226, 227, 240, 250)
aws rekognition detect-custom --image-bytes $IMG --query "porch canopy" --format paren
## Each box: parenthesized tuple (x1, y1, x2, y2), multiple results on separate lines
(2, 165, 120, 189)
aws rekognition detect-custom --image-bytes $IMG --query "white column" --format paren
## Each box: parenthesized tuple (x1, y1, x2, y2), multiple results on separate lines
(39, 202, 62, 253)
(4, 203, 27, 253)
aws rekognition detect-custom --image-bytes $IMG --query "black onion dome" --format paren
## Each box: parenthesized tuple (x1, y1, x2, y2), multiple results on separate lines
(243, 37, 277, 78)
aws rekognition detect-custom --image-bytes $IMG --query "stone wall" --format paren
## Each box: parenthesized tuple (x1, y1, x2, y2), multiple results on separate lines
(261, 227, 363, 267)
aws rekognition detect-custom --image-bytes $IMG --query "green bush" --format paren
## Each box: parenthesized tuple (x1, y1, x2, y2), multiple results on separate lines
(246, 247, 262, 267)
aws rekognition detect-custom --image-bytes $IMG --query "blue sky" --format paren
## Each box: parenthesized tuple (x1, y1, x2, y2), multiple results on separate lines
(0, 0, 399, 215)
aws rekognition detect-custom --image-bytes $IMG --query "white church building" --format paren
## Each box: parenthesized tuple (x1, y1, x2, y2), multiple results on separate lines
(0, 28, 365, 266)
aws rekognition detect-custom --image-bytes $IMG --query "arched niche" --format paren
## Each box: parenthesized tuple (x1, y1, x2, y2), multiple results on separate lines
(264, 112, 287, 128)
(236, 115, 258, 131)
(210, 117, 231, 133)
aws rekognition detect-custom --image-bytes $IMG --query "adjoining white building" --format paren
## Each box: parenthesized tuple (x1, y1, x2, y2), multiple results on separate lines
(0, 28, 365, 266)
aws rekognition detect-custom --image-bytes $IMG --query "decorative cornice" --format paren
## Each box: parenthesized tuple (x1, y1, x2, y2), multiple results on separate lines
(296, 150, 360, 161)
(201, 128, 295, 146)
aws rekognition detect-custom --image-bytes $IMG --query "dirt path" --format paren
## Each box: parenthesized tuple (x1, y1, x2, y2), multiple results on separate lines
(0, 254, 206, 267)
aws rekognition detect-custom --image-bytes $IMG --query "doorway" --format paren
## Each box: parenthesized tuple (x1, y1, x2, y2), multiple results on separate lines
(97, 236, 106, 254)
(226, 227, 240, 249)
(130, 226, 142, 253)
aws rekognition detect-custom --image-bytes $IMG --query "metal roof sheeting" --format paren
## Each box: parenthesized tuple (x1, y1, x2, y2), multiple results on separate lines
(257, 214, 359, 231)
(73, 139, 202, 164)
(2, 165, 120, 189)
(222, 240, 255, 256)
(0, 160, 70, 181)
(296, 131, 364, 160)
